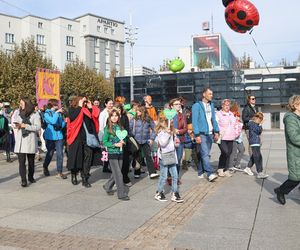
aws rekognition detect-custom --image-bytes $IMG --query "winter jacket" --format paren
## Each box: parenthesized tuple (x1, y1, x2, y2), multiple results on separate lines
(248, 120, 262, 146)
(13, 111, 41, 154)
(216, 110, 241, 141)
(43, 109, 66, 141)
(242, 104, 259, 130)
(173, 112, 187, 142)
(102, 124, 125, 156)
(129, 118, 156, 144)
(283, 112, 300, 181)
(155, 130, 178, 164)
(192, 101, 219, 136)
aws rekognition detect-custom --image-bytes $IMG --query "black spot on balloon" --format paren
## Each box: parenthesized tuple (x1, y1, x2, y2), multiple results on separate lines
(226, 21, 232, 28)
(246, 20, 253, 25)
(231, 9, 235, 14)
(237, 10, 246, 20)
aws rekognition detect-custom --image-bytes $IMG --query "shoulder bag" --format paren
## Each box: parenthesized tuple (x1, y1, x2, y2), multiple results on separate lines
(128, 119, 139, 154)
(83, 122, 100, 148)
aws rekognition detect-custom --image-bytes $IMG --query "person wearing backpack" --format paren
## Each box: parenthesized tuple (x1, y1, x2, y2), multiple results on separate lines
(42, 99, 67, 179)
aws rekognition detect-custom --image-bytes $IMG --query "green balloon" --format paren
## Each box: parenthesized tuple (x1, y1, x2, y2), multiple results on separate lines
(167, 58, 185, 72)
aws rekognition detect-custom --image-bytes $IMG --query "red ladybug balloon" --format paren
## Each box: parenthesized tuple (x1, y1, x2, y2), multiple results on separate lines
(225, 0, 260, 33)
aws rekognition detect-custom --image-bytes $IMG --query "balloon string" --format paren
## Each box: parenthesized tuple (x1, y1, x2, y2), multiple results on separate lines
(249, 30, 271, 74)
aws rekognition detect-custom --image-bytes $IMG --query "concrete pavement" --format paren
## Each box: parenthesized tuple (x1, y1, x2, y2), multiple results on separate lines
(0, 131, 299, 250)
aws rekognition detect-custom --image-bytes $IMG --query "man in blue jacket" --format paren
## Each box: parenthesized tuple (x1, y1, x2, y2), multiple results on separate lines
(192, 87, 219, 182)
(42, 99, 67, 179)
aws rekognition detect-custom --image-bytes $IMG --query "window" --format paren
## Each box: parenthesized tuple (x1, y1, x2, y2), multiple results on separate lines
(105, 41, 109, 48)
(104, 27, 108, 34)
(115, 55, 120, 64)
(66, 36, 74, 46)
(95, 38, 100, 47)
(66, 51, 74, 61)
(68, 24, 72, 31)
(8, 21, 11, 28)
(111, 29, 115, 35)
(97, 26, 101, 32)
(106, 54, 110, 62)
(38, 22, 43, 29)
(36, 34, 45, 45)
(5, 33, 15, 43)
(115, 43, 120, 50)
(94, 52, 100, 62)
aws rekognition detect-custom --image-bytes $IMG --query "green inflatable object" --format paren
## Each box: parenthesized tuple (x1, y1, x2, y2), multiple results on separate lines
(167, 58, 185, 72)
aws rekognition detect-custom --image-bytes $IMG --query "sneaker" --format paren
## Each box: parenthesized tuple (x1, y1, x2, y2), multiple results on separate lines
(198, 174, 205, 179)
(243, 167, 254, 176)
(224, 171, 233, 177)
(208, 173, 218, 182)
(217, 169, 225, 177)
(257, 172, 269, 179)
(43, 167, 50, 177)
(134, 174, 140, 179)
(233, 164, 242, 171)
(171, 192, 184, 203)
(155, 192, 168, 202)
(150, 173, 159, 179)
(56, 172, 67, 179)
(125, 182, 132, 187)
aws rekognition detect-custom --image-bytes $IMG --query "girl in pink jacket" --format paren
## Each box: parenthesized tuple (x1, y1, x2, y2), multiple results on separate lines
(216, 99, 242, 177)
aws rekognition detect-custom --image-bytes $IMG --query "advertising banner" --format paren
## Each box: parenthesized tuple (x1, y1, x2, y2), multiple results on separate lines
(193, 35, 220, 67)
(36, 68, 60, 108)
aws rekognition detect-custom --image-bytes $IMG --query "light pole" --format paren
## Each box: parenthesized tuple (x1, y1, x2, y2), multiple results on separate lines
(125, 14, 138, 101)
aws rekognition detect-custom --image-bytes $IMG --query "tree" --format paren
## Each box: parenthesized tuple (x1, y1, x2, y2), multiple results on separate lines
(197, 57, 212, 70)
(0, 39, 53, 106)
(234, 53, 252, 70)
(61, 59, 113, 104)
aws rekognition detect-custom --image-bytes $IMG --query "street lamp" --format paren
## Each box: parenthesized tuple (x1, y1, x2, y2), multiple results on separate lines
(125, 14, 138, 101)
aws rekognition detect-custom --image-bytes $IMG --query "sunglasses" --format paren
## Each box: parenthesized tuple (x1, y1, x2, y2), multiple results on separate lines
(250, 97, 256, 100)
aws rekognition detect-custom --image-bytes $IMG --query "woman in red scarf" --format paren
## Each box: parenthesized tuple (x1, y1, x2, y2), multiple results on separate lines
(66, 96, 100, 187)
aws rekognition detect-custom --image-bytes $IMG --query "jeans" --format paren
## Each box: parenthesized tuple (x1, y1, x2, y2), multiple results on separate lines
(175, 142, 184, 174)
(43, 139, 64, 173)
(247, 146, 263, 173)
(157, 160, 178, 193)
(218, 140, 233, 171)
(197, 134, 213, 176)
(229, 141, 245, 167)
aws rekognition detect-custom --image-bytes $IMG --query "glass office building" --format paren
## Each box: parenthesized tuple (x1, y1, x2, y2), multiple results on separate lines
(115, 66, 300, 129)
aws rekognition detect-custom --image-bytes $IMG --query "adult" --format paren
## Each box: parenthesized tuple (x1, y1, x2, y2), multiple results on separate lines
(93, 99, 100, 108)
(42, 99, 67, 179)
(216, 99, 242, 177)
(192, 87, 219, 182)
(169, 98, 187, 180)
(66, 96, 99, 187)
(13, 97, 41, 187)
(0, 109, 10, 162)
(144, 95, 157, 122)
(274, 95, 300, 205)
(99, 97, 114, 173)
(242, 95, 259, 155)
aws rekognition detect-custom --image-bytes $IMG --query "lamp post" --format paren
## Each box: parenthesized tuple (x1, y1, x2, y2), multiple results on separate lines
(125, 14, 138, 101)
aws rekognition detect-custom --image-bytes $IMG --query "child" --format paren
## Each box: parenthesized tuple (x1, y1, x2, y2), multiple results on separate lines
(154, 113, 184, 203)
(102, 108, 130, 201)
(243, 112, 269, 179)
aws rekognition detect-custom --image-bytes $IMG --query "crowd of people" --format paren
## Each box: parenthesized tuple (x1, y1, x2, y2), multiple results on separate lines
(0, 89, 299, 205)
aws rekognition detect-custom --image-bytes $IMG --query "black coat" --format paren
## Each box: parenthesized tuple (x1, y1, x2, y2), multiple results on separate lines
(242, 104, 259, 130)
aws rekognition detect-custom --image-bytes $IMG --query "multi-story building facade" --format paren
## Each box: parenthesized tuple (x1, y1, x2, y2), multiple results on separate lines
(0, 12, 125, 78)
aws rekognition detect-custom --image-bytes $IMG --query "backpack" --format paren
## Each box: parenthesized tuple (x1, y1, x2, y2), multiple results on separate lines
(39, 111, 47, 130)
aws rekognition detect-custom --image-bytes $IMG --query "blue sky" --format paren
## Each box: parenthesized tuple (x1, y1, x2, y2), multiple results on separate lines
(1, 0, 300, 70)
